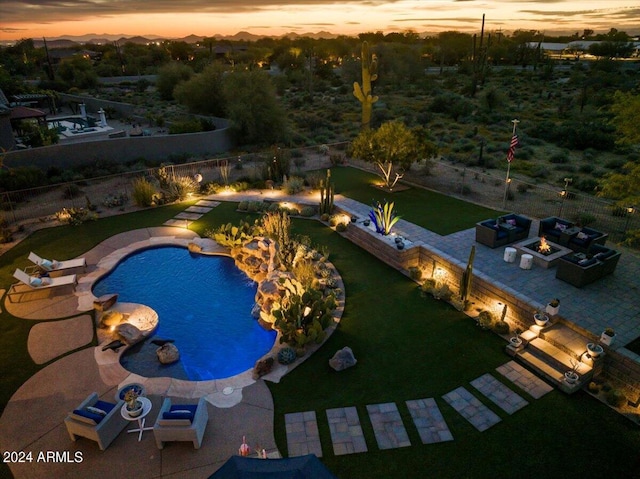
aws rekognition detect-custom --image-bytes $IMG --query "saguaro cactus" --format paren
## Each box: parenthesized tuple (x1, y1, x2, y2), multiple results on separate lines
(319, 169, 334, 215)
(353, 41, 378, 130)
(460, 245, 476, 302)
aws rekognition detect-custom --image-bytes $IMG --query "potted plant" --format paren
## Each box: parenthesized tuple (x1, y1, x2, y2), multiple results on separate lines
(587, 342, 604, 359)
(509, 328, 523, 347)
(545, 298, 560, 316)
(564, 359, 581, 384)
(124, 388, 143, 417)
(600, 327, 616, 346)
(533, 310, 549, 327)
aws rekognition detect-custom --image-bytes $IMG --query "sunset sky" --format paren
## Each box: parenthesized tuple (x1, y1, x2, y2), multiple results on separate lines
(1, 0, 638, 41)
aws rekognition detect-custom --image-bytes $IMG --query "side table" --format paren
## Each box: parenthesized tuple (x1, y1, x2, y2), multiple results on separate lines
(560, 226, 581, 246)
(121, 396, 153, 441)
(503, 247, 517, 263)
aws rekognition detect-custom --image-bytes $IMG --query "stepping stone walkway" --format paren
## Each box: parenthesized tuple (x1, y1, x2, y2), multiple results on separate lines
(163, 200, 220, 227)
(471, 373, 529, 415)
(406, 398, 453, 444)
(366, 402, 411, 450)
(442, 386, 502, 432)
(285, 411, 323, 457)
(496, 361, 554, 399)
(326, 407, 367, 455)
(284, 361, 555, 457)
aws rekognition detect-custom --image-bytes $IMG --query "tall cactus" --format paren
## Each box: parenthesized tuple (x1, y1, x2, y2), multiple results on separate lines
(353, 41, 378, 130)
(460, 245, 476, 302)
(319, 169, 334, 215)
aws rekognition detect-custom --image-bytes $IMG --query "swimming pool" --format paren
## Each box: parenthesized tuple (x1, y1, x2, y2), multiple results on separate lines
(93, 246, 276, 381)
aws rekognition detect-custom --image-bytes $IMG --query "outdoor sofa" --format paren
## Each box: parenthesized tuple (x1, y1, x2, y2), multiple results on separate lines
(555, 244, 621, 288)
(538, 217, 607, 252)
(475, 213, 532, 248)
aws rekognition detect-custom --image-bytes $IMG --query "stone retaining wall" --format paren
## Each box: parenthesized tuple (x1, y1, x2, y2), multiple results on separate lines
(333, 208, 640, 398)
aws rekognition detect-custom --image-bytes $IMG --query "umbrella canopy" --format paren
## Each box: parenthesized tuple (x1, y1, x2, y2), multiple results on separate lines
(209, 454, 338, 479)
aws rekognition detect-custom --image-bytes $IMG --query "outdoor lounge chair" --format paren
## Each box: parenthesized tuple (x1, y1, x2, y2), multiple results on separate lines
(64, 392, 128, 451)
(153, 397, 208, 449)
(9, 268, 77, 300)
(27, 252, 86, 274)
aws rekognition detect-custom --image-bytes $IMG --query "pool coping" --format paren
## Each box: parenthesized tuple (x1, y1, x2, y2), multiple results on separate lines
(77, 231, 345, 409)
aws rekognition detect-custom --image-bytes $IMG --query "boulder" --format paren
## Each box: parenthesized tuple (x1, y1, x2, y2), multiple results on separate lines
(116, 323, 145, 345)
(329, 347, 357, 372)
(187, 242, 202, 253)
(252, 356, 275, 379)
(94, 293, 118, 312)
(250, 303, 262, 319)
(156, 343, 180, 364)
(100, 310, 124, 327)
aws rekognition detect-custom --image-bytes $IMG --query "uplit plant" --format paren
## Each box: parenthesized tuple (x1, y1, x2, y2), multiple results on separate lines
(131, 177, 157, 207)
(208, 219, 261, 248)
(369, 200, 401, 235)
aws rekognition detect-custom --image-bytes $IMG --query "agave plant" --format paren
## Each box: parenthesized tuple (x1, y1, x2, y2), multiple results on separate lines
(368, 200, 401, 235)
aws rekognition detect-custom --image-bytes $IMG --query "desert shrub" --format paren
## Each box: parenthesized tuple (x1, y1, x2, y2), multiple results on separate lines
(574, 213, 596, 226)
(300, 206, 315, 217)
(203, 182, 222, 194)
(549, 151, 570, 164)
(574, 178, 598, 192)
(604, 158, 626, 170)
(230, 181, 250, 192)
(335, 222, 347, 232)
(477, 311, 495, 330)
(516, 183, 530, 193)
(493, 321, 510, 335)
(62, 183, 82, 199)
(238, 201, 249, 211)
(623, 229, 640, 248)
(606, 388, 626, 408)
(131, 177, 157, 207)
(579, 164, 595, 174)
(408, 266, 422, 281)
(305, 171, 323, 189)
(56, 207, 97, 225)
(588, 382, 601, 393)
(283, 176, 305, 195)
(166, 176, 199, 201)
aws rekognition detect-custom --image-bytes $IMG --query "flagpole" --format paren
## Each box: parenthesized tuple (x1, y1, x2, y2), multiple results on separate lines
(502, 119, 519, 209)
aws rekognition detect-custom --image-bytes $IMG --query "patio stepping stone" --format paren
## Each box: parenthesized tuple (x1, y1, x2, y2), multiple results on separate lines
(406, 398, 453, 444)
(285, 411, 323, 457)
(471, 373, 529, 415)
(185, 206, 213, 214)
(174, 212, 204, 220)
(326, 406, 368, 455)
(442, 386, 502, 432)
(163, 218, 190, 227)
(496, 361, 554, 399)
(366, 402, 411, 450)
(197, 199, 221, 207)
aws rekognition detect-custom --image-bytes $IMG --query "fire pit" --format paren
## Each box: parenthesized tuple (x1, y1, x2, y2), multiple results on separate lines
(514, 237, 573, 269)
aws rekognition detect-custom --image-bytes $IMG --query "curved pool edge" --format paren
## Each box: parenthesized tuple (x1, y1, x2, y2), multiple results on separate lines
(78, 229, 345, 408)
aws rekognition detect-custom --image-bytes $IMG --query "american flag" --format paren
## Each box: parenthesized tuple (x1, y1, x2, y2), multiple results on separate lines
(506, 134, 519, 163)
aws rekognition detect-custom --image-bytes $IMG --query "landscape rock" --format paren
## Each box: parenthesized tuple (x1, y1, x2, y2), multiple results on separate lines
(116, 323, 145, 345)
(156, 343, 180, 364)
(94, 293, 118, 312)
(252, 356, 275, 379)
(329, 346, 357, 371)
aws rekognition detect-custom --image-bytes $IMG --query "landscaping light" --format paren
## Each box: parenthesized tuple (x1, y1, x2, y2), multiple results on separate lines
(434, 267, 447, 282)
(303, 306, 312, 317)
(194, 173, 203, 183)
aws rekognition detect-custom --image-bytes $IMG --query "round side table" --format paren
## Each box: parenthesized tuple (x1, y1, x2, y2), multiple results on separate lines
(120, 396, 153, 441)
(520, 254, 533, 270)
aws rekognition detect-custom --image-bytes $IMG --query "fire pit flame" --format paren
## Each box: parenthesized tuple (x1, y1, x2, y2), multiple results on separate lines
(538, 236, 551, 254)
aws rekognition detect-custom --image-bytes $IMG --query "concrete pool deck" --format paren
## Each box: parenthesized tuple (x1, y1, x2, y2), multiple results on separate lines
(0, 226, 281, 478)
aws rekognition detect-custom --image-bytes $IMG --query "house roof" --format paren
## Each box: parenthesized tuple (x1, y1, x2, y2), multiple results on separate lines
(9, 105, 47, 120)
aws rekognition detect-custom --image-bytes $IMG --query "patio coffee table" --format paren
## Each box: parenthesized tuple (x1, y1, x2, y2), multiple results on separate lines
(120, 396, 153, 441)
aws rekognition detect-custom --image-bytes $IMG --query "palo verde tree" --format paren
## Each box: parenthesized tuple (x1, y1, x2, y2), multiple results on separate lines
(609, 91, 640, 147)
(348, 120, 437, 191)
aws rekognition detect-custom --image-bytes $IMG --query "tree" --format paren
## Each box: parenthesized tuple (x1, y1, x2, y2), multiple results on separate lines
(610, 91, 640, 146)
(56, 55, 97, 89)
(173, 63, 226, 116)
(348, 120, 437, 190)
(598, 161, 640, 207)
(222, 70, 288, 145)
(156, 62, 193, 101)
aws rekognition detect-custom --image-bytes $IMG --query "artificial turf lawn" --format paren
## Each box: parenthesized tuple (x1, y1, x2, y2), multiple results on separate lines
(1, 193, 639, 478)
(328, 167, 504, 235)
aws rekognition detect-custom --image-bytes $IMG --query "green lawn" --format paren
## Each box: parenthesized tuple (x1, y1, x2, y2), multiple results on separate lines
(1, 190, 639, 479)
(328, 167, 504, 235)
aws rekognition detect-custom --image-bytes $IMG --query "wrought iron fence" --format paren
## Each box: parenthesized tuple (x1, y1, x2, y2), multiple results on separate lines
(1, 143, 636, 245)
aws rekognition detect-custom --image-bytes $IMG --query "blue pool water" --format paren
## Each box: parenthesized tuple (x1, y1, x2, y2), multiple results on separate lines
(93, 246, 276, 381)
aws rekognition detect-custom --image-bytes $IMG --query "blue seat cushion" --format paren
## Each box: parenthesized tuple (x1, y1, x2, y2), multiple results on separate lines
(163, 404, 197, 422)
(496, 231, 507, 239)
(72, 408, 104, 425)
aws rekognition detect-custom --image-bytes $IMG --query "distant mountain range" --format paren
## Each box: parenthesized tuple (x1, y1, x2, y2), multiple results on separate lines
(29, 31, 342, 48)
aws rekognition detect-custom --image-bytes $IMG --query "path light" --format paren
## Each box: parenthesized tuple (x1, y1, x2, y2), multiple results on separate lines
(624, 206, 635, 234)
(434, 267, 447, 282)
(194, 173, 203, 184)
